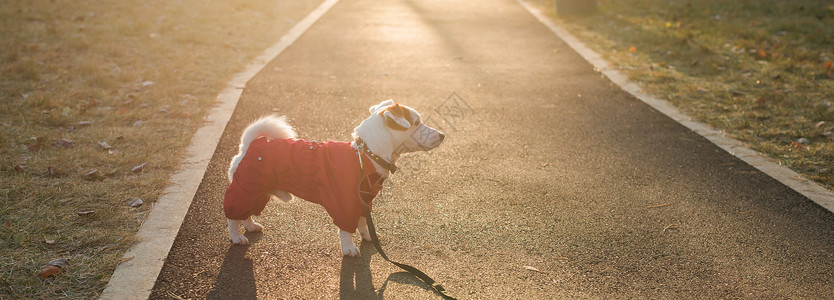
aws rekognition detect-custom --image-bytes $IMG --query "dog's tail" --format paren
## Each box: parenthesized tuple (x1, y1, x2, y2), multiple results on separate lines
(228, 115, 297, 182)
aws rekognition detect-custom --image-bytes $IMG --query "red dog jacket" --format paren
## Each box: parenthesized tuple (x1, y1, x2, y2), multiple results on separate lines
(224, 137, 384, 233)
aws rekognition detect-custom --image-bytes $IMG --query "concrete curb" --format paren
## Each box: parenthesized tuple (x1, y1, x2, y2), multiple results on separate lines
(516, 0, 834, 213)
(98, 0, 340, 298)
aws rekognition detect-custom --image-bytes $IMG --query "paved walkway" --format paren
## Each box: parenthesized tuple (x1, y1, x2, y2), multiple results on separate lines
(150, 0, 834, 298)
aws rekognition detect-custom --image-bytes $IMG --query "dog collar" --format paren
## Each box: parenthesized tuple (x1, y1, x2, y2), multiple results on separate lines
(356, 138, 397, 174)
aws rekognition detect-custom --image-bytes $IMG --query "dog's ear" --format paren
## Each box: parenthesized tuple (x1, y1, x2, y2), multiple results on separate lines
(369, 99, 395, 113)
(381, 104, 412, 130)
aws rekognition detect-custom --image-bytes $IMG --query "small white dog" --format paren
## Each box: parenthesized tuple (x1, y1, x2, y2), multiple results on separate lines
(224, 100, 444, 256)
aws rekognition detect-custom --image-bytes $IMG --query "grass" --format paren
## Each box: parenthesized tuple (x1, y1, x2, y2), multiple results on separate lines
(0, 0, 321, 298)
(530, 0, 834, 190)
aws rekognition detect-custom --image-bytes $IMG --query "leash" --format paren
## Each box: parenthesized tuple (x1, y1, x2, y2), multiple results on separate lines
(355, 149, 457, 300)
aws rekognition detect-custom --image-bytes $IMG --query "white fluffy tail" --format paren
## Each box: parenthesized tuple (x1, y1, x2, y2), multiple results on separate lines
(228, 115, 297, 182)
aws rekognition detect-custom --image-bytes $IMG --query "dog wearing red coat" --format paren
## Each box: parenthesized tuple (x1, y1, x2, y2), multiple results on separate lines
(225, 100, 445, 256)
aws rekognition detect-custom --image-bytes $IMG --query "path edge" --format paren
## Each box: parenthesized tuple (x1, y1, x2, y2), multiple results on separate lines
(516, 0, 834, 213)
(98, 0, 340, 298)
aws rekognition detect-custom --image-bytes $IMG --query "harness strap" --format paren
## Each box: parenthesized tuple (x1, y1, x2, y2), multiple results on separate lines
(356, 150, 456, 300)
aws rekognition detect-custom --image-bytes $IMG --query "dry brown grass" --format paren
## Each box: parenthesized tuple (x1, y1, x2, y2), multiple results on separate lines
(0, 0, 321, 298)
(530, 0, 834, 190)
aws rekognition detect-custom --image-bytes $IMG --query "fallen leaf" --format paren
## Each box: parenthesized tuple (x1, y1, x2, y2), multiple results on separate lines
(756, 97, 766, 107)
(27, 137, 44, 152)
(128, 198, 144, 208)
(663, 224, 679, 231)
(180, 94, 197, 105)
(826, 61, 832, 70)
(524, 266, 544, 273)
(50, 258, 68, 268)
(97, 141, 112, 150)
(39, 258, 68, 278)
(758, 49, 766, 59)
(77, 210, 95, 216)
(790, 141, 806, 151)
(629, 46, 637, 52)
(14, 164, 26, 173)
(55, 139, 73, 148)
(38, 265, 61, 279)
(79, 98, 96, 115)
(132, 163, 146, 173)
(84, 169, 103, 181)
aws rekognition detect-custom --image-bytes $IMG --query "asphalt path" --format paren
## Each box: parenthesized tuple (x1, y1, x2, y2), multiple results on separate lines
(150, 0, 834, 298)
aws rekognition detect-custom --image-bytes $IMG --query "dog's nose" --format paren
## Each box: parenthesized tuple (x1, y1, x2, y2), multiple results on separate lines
(438, 133, 445, 141)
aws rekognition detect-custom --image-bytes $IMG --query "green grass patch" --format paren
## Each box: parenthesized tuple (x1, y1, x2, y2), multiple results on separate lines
(532, 0, 834, 189)
(0, 0, 321, 298)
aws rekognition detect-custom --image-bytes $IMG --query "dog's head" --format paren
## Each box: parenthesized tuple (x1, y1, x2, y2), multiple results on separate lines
(353, 100, 445, 159)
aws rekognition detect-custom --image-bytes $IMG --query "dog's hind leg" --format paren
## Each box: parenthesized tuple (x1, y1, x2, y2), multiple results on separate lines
(270, 189, 293, 203)
(357, 216, 377, 241)
(243, 215, 264, 233)
(358, 217, 370, 241)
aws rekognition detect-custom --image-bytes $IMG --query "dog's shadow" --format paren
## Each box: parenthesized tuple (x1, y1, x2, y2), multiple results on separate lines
(207, 232, 262, 300)
(339, 240, 438, 299)
(207, 232, 434, 299)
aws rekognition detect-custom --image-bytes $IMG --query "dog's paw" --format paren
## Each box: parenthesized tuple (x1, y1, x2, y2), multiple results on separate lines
(243, 219, 264, 232)
(342, 244, 361, 257)
(230, 233, 249, 245)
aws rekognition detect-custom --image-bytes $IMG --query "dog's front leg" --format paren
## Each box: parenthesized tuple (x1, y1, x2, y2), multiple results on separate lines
(228, 219, 249, 245)
(340, 229, 360, 257)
